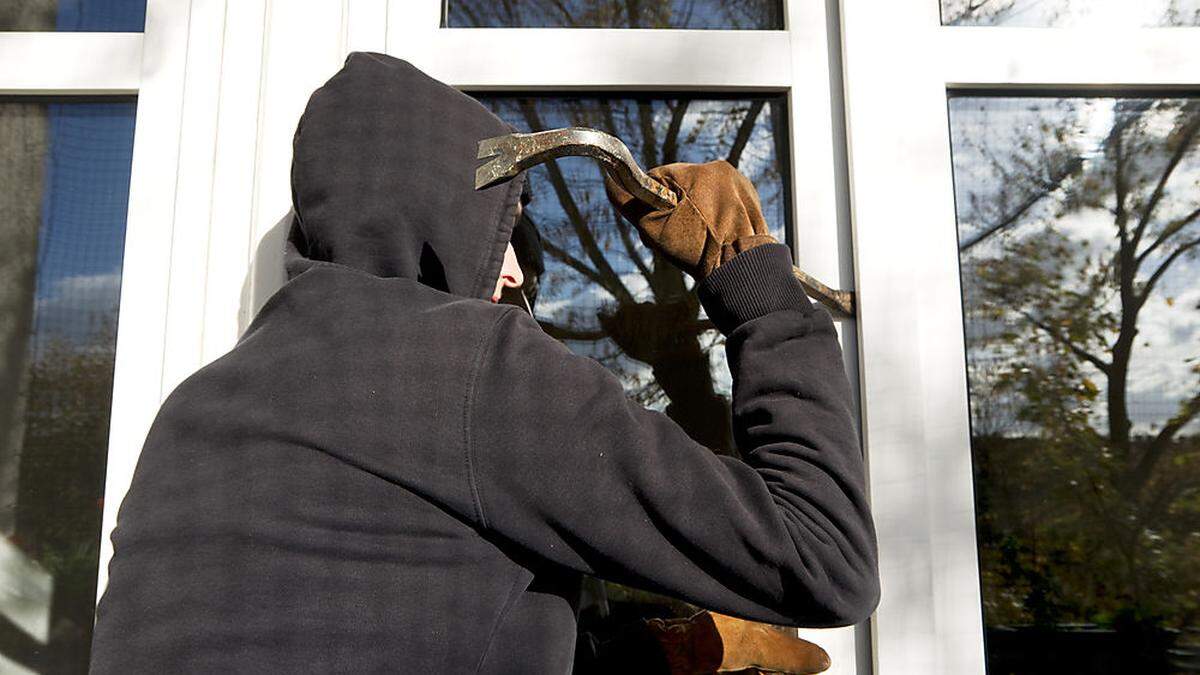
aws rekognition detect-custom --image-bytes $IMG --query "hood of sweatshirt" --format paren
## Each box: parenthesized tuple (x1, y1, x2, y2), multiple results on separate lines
(285, 51, 527, 300)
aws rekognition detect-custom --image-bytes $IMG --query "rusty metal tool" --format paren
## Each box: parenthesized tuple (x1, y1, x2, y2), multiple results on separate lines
(476, 127, 855, 318)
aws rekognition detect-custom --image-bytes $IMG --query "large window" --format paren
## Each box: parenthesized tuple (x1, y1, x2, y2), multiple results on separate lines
(476, 92, 790, 636)
(16, 0, 1190, 673)
(951, 95, 1200, 673)
(445, 0, 785, 29)
(941, 0, 1200, 27)
(15, 0, 852, 672)
(0, 1, 146, 32)
(840, 0, 1200, 667)
(478, 94, 789, 445)
(0, 98, 136, 674)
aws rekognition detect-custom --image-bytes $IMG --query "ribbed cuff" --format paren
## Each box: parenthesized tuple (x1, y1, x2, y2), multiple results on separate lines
(697, 243, 814, 334)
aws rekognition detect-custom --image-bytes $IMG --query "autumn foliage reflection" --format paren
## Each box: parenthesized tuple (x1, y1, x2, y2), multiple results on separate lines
(954, 97, 1200, 671)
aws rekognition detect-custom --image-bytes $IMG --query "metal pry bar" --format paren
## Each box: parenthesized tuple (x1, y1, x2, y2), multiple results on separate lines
(475, 126, 856, 318)
(477, 127, 679, 210)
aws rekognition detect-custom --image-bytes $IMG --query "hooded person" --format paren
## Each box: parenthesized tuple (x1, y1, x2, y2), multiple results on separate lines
(89, 52, 880, 673)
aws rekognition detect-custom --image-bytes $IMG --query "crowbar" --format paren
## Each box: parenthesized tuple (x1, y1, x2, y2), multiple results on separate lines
(476, 127, 855, 318)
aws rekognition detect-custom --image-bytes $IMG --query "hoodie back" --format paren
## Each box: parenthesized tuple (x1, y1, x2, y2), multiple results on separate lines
(91, 52, 878, 674)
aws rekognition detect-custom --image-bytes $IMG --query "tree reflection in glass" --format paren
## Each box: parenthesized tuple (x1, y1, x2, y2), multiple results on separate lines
(951, 96, 1200, 672)
(0, 0, 146, 32)
(474, 92, 790, 639)
(0, 100, 134, 673)
(446, 0, 783, 29)
(942, 0, 1199, 27)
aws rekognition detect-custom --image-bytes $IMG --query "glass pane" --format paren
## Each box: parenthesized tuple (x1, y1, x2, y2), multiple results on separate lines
(446, 0, 784, 29)
(474, 92, 789, 659)
(942, 0, 1200, 27)
(0, 0, 146, 32)
(950, 95, 1200, 673)
(0, 98, 136, 672)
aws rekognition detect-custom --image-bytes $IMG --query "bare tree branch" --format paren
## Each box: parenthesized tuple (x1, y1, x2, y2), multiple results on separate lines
(943, 0, 1015, 24)
(1131, 107, 1200, 249)
(1136, 204, 1200, 266)
(1128, 390, 1200, 491)
(546, 0, 578, 26)
(958, 156, 1083, 252)
(1136, 235, 1200, 309)
(1154, 390, 1200, 449)
(1112, 127, 1131, 250)
(520, 101, 635, 306)
(636, 100, 659, 169)
(661, 99, 690, 165)
(540, 238, 609, 290)
(591, 104, 654, 282)
(726, 100, 764, 168)
(537, 320, 607, 341)
(624, 0, 642, 27)
(1018, 308, 1112, 375)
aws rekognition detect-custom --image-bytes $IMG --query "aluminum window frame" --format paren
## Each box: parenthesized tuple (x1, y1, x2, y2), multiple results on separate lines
(839, 2, 1200, 673)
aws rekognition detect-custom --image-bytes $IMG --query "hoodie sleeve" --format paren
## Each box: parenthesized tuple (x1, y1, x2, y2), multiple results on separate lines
(465, 243, 880, 627)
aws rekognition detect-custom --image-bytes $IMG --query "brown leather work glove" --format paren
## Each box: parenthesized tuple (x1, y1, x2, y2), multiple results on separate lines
(643, 610, 832, 674)
(604, 160, 778, 279)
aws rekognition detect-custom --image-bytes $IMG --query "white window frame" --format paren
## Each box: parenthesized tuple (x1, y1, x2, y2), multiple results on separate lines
(840, 1, 1200, 673)
(0, 0, 185, 668)
(386, 3, 866, 669)
(60, 0, 1200, 667)
(40, 1, 1200, 673)
(64, 0, 868, 669)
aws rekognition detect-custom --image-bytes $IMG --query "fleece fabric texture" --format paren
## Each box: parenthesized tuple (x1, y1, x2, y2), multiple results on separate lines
(89, 52, 880, 674)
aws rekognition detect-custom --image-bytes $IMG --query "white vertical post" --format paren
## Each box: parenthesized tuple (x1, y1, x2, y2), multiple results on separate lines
(839, 0, 986, 673)
(385, 0, 441, 69)
(159, 0, 229, 393)
(346, 0, 389, 54)
(201, 0, 269, 354)
(98, 0, 194, 599)
(784, 0, 866, 671)
(240, 0, 349, 330)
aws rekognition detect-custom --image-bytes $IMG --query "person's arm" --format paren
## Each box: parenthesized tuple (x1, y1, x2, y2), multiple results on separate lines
(465, 242, 879, 627)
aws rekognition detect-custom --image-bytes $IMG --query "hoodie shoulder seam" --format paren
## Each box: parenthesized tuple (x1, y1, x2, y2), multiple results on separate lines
(462, 307, 518, 530)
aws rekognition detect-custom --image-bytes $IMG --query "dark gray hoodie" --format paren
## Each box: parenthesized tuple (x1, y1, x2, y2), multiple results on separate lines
(90, 52, 879, 674)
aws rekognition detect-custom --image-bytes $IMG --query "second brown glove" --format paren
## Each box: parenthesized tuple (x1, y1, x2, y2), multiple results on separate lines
(643, 610, 832, 674)
(604, 160, 778, 279)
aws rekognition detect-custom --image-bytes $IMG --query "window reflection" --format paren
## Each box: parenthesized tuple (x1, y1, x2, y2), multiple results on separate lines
(0, 99, 135, 673)
(446, 0, 784, 29)
(474, 92, 789, 655)
(0, 0, 146, 32)
(942, 0, 1200, 27)
(950, 95, 1200, 673)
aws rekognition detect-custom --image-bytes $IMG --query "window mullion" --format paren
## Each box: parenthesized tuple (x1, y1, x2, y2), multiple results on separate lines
(422, 29, 791, 90)
(937, 26, 1200, 87)
(0, 33, 142, 94)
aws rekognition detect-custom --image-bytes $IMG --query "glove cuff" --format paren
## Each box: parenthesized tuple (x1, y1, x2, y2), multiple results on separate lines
(719, 233, 778, 267)
(643, 612, 724, 674)
(698, 242, 815, 334)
